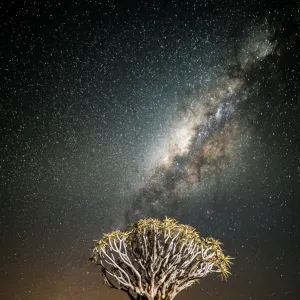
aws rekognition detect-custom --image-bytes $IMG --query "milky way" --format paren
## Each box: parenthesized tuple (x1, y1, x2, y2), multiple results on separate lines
(122, 21, 276, 226)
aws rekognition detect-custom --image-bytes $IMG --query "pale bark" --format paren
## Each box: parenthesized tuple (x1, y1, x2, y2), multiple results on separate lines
(90, 218, 231, 300)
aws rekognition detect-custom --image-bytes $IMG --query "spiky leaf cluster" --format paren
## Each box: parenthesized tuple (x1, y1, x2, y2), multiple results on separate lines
(90, 218, 232, 300)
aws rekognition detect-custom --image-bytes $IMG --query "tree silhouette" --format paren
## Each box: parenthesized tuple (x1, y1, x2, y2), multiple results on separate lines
(89, 217, 232, 300)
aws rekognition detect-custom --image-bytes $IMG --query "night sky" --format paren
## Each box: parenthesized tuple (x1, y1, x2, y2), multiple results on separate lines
(1, 1, 300, 299)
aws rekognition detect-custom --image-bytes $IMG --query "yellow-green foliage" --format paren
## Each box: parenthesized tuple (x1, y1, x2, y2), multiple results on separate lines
(92, 217, 232, 280)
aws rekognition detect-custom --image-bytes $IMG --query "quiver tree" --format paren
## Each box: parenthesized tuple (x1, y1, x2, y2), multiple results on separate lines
(89, 218, 232, 300)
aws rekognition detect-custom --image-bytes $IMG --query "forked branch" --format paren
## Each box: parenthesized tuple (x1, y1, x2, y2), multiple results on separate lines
(90, 218, 232, 300)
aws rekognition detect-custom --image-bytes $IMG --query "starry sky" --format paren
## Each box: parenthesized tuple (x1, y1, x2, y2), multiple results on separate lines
(1, 1, 300, 299)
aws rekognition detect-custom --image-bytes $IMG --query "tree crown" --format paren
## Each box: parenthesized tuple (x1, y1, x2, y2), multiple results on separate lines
(90, 217, 232, 300)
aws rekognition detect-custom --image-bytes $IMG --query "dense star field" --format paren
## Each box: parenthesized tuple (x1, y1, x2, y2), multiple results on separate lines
(1, 1, 300, 299)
